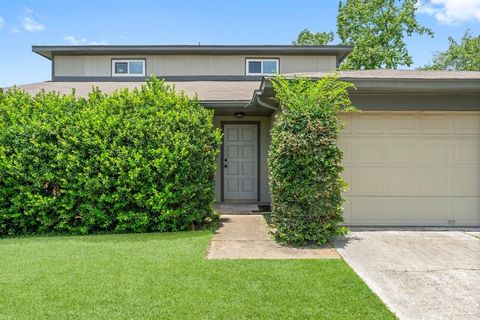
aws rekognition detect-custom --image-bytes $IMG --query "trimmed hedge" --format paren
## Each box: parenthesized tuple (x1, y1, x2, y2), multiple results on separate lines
(269, 76, 355, 245)
(0, 78, 221, 236)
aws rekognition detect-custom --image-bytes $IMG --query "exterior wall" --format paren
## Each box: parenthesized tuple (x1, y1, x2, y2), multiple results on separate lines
(53, 55, 337, 77)
(55, 56, 111, 76)
(213, 116, 272, 203)
(215, 110, 480, 227)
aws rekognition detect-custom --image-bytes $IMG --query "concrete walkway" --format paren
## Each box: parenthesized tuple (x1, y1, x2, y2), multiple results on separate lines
(207, 215, 339, 259)
(333, 231, 480, 320)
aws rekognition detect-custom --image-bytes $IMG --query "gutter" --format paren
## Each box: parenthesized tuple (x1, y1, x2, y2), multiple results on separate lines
(252, 90, 278, 110)
(273, 75, 480, 94)
(344, 78, 480, 93)
(32, 44, 354, 61)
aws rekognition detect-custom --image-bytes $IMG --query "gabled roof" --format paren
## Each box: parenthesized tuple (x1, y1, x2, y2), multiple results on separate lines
(31, 45, 353, 61)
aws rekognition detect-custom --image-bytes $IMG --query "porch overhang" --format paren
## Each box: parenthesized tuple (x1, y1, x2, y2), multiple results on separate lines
(202, 101, 276, 116)
(255, 70, 480, 112)
(201, 86, 280, 116)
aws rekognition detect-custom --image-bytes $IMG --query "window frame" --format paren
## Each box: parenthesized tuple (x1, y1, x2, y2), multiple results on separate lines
(111, 59, 146, 77)
(245, 58, 279, 76)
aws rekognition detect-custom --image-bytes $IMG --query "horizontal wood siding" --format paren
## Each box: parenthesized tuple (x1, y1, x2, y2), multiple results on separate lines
(54, 55, 337, 77)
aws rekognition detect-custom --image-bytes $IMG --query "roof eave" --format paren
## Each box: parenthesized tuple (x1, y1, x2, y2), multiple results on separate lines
(32, 46, 53, 60)
(343, 78, 480, 93)
(31, 45, 354, 61)
(260, 76, 480, 97)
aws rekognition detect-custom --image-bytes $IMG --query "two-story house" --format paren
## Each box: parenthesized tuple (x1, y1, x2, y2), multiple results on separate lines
(15, 45, 480, 227)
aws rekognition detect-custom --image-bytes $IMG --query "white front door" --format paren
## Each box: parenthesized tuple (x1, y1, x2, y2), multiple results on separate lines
(223, 124, 258, 200)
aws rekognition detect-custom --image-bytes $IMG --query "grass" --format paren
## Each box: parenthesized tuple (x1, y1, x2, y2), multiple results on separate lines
(0, 231, 396, 319)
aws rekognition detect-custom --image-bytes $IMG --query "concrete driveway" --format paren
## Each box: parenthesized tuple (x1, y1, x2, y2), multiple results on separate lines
(333, 231, 480, 320)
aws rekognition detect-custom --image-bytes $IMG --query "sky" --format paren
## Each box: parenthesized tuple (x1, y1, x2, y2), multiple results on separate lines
(0, 0, 479, 87)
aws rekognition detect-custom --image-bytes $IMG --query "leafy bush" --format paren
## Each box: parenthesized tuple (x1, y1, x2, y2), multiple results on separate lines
(0, 78, 221, 236)
(269, 76, 355, 245)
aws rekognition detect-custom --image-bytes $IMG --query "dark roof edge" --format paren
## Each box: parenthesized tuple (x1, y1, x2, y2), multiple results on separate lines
(262, 75, 480, 93)
(32, 45, 353, 60)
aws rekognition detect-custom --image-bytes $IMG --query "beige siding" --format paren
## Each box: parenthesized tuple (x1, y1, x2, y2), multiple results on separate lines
(213, 116, 272, 203)
(339, 111, 480, 226)
(54, 55, 337, 77)
(55, 56, 86, 76)
(147, 55, 244, 76)
(279, 56, 336, 73)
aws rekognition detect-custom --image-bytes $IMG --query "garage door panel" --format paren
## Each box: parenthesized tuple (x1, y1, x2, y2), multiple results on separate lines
(421, 114, 451, 135)
(343, 199, 352, 224)
(353, 113, 385, 134)
(422, 141, 450, 164)
(388, 114, 419, 134)
(341, 112, 480, 226)
(351, 168, 385, 194)
(348, 197, 387, 224)
(420, 168, 449, 195)
(454, 114, 480, 134)
(454, 141, 480, 164)
(338, 140, 352, 164)
(340, 113, 353, 134)
(352, 142, 385, 163)
(387, 167, 420, 194)
(422, 198, 451, 225)
(347, 197, 463, 226)
(388, 141, 418, 163)
(387, 198, 419, 224)
(453, 198, 480, 225)
(453, 167, 480, 195)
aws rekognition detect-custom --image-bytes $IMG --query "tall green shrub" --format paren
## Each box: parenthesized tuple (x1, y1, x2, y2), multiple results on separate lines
(0, 78, 221, 236)
(269, 76, 355, 245)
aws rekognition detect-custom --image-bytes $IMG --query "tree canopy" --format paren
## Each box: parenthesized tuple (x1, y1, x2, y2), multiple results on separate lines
(293, 0, 434, 69)
(337, 0, 433, 69)
(292, 29, 334, 45)
(421, 31, 480, 71)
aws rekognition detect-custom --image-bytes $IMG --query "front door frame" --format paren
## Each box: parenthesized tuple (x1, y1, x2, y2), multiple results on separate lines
(220, 121, 261, 202)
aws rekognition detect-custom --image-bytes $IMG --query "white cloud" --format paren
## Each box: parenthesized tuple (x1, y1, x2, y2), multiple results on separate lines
(0, 17, 5, 29)
(63, 36, 107, 45)
(20, 7, 45, 31)
(10, 26, 21, 33)
(418, 0, 480, 24)
(89, 40, 108, 45)
(63, 36, 87, 45)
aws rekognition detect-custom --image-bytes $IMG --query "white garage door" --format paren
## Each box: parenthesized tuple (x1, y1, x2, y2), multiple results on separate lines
(339, 112, 480, 226)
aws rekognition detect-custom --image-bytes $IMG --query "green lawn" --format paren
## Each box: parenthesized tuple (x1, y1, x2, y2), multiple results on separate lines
(0, 231, 395, 319)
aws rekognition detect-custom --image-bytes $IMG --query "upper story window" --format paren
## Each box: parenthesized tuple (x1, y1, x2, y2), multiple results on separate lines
(246, 58, 279, 76)
(112, 59, 145, 76)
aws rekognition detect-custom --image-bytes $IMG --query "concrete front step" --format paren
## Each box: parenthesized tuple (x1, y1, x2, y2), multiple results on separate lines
(214, 202, 260, 214)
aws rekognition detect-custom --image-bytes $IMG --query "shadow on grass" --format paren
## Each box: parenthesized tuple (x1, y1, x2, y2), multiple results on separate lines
(0, 230, 212, 244)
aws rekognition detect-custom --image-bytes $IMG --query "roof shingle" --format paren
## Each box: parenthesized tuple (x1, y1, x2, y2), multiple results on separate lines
(282, 69, 480, 80)
(9, 81, 260, 101)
